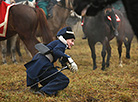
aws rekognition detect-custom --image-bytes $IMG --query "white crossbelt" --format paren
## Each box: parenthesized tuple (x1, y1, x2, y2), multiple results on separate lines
(37, 52, 53, 62)
(45, 53, 53, 62)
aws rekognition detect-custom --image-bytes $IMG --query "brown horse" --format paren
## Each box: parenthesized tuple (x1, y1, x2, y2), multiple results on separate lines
(0, 4, 53, 57)
(46, 0, 74, 37)
(0, 1, 31, 64)
(21, 0, 74, 38)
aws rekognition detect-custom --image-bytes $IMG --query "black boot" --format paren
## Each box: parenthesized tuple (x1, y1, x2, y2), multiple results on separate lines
(34, 90, 45, 97)
(29, 87, 39, 92)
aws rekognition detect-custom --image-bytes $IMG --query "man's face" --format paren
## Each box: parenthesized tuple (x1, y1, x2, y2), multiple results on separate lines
(66, 38, 75, 49)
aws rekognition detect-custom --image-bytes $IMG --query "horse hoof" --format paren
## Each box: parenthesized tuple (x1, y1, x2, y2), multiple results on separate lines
(101, 67, 105, 71)
(3, 62, 7, 65)
(14, 62, 18, 64)
(126, 55, 130, 59)
(3, 61, 7, 65)
(13, 60, 18, 64)
(119, 64, 123, 67)
(106, 63, 110, 67)
(93, 66, 97, 70)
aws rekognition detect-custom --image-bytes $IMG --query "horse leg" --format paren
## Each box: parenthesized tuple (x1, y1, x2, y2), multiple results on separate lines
(101, 38, 108, 70)
(106, 41, 111, 67)
(19, 33, 39, 57)
(16, 36, 24, 62)
(23, 44, 32, 58)
(101, 37, 111, 70)
(10, 35, 18, 64)
(88, 40, 97, 70)
(0, 40, 7, 64)
(117, 39, 123, 67)
(123, 37, 131, 59)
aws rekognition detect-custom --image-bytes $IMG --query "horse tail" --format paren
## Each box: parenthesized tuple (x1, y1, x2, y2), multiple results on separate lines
(35, 8, 53, 44)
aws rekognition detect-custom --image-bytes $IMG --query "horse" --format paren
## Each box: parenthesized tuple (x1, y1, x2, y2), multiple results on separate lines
(17, 0, 75, 38)
(16, 0, 74, 38)
(82, 7, 132, 70)
(14, 0, 74, 38)
(111, 1, 134, 59)
(0, 3, 53, 57)
(44, 0, 74, 37)
(0, 0, 75, 63)
(0, 0, 34, 64)
(72, 0, 138, 39)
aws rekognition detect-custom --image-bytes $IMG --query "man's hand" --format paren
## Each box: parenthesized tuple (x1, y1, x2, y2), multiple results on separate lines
(70, 62, 78, 72)
(68, 58, 78, 72)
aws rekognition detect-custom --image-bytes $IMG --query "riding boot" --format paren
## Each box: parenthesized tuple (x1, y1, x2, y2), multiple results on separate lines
(37, 1, 49, 18)
(34, 90, 46, 97)
(29, 86, 40, 92)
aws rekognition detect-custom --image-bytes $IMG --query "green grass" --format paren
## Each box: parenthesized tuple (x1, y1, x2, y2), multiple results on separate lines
(0, 36, 138, 102)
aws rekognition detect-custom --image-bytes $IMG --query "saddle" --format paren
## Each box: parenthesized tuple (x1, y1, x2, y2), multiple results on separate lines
(0, 1, 14, 37)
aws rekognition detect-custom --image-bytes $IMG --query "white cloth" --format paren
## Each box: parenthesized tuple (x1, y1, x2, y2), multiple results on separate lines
(57, 0, 61, 2)
(57, 36, 68, 48)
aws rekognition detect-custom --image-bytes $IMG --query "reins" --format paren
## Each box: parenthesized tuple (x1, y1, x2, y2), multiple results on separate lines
(104, 8, 117, 31)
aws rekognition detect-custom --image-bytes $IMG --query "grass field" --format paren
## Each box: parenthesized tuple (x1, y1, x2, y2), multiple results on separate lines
(0, 36, 138, 102)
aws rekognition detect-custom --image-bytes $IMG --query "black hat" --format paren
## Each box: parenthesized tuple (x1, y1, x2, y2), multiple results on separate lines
(57, 27, 75, 40)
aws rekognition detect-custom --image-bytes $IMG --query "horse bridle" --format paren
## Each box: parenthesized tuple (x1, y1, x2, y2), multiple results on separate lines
(105, 8, 119, 34)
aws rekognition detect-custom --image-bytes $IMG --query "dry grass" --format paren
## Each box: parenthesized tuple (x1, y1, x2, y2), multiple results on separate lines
(0, 36, 138, 102)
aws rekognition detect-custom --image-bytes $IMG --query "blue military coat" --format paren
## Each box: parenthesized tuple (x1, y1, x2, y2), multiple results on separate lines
(24, 40, 70, 80)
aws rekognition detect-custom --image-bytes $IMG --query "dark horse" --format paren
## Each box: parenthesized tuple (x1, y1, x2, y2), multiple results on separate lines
(0, 4, 53, 57)
(72, 0, 138, 39)
(82, 7, 132, 70)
